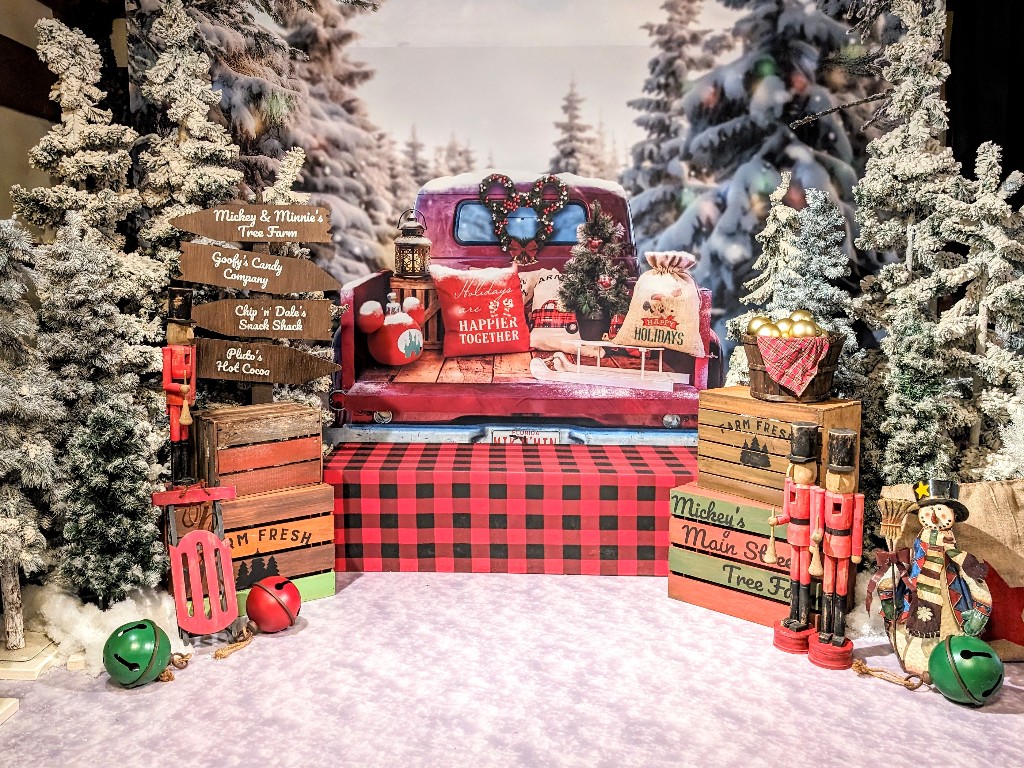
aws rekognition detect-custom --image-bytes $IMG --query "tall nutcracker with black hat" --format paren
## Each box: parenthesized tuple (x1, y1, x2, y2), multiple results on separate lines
(806, 429, 864, 669)
(163, 287, 197, 484)
(767, 421, 819, 653)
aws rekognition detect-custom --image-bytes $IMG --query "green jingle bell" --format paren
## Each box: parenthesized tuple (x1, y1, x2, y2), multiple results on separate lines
(102, 619, 172, 689)
(928, 636, 1004, 706)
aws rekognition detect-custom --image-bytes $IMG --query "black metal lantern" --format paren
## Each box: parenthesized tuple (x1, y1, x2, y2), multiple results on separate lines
(394, 209, 431, 278)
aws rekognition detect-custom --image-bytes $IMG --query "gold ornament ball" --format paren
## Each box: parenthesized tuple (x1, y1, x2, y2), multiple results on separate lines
(756, 323, 782, 338)
(790, 319, 818, 338)
(746, 315, 771, 335)
(789, 309, 814, 323)
(813, 323, 826, 337)
(775, 317, 794, 335)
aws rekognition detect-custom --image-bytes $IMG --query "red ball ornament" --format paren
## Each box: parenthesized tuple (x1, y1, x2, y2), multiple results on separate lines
(598, 274, 613, 290)
(588, 239, 602, 252)
(246, 577, 301, 633)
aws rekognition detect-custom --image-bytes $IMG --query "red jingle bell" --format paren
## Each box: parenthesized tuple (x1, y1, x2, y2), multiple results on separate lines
(246, 576, 302, 633)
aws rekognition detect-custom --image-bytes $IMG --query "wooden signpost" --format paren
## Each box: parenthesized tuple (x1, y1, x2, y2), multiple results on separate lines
(170, 205, 333, 243)
(196, 338, 340, 385)
(173, 203, 341, 390)
(192, 299, 333, 340)
(179, 242, 338, 294)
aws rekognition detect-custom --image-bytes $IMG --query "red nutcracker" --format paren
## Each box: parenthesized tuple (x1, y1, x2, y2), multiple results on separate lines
(163, 321, 197, 484)
(809, 428, 863, 653)
(767, 421, 819, 645)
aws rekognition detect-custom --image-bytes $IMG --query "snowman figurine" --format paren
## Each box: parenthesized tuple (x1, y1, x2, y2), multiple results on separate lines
(892, 479, 993, 677)
(357, 292, 426, 366)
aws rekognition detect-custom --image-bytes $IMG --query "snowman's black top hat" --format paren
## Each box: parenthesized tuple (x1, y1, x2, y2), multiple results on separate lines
(914, 478, 970, 522)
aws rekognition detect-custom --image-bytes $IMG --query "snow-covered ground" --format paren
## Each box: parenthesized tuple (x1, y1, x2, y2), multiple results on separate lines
(2, 572, 1022, 767)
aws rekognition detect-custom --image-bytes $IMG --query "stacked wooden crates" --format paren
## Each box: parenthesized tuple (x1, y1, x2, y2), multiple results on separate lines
(668, 386, 861, 626)
(193, 403, 335, 607)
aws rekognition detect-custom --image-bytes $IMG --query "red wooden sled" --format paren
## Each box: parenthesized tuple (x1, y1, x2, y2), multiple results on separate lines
(168, 529, 239, 636)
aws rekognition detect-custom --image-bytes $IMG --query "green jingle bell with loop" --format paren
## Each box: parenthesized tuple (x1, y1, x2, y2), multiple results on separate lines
(928, 635, 1004, 706)
(102, 619, 172, 688)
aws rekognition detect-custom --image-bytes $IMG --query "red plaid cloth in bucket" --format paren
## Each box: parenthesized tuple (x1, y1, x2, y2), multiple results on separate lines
(755, 336, 831, 395)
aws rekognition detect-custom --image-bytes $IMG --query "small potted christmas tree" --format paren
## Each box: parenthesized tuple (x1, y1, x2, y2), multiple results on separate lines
(559, 202, 631, 340)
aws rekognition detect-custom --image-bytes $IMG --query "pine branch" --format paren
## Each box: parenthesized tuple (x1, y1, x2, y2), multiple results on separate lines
(790, 90, 892, 129)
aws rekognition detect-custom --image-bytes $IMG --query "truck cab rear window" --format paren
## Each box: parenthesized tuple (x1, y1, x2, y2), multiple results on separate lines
(454, 201, 588, 245)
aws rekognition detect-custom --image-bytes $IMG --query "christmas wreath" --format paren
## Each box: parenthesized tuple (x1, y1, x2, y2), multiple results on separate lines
(478, 173, 570, 265)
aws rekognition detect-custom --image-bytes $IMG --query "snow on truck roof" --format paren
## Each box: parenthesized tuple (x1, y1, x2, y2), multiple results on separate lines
(418, 170, 629, 198)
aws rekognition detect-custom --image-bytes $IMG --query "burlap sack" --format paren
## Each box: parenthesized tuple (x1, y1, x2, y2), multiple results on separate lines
(612, 252, 704, 356)
(882, 479, 1024, 662)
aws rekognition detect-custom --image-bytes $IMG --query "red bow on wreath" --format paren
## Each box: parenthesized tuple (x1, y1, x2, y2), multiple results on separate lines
(509, 240, 539, 265)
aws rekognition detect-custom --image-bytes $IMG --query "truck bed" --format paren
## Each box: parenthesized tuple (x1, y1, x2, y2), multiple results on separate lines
(334, 271, 714, 428)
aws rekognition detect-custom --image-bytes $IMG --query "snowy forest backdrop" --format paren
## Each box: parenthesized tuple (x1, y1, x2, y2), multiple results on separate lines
(124, 0, 890, 345)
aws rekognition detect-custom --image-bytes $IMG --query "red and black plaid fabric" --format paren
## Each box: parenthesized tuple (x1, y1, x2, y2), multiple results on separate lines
(755, 335, 830, 395)
(324, 442, 697, 576)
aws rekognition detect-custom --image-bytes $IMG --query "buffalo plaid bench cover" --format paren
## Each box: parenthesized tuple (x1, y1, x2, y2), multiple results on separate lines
(324, 442, 697, 575)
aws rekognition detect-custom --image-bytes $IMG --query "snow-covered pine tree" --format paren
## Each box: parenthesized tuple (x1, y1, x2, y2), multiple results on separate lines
(983, 399, 1024, 482)
(129, 0, 296, 193)
(281, 0, 394, 282)
(59, 395, 166, 608)
(14, 19, 163, 423)
(853, 0, 1005, 486)
(34, 215, 165, 606)
(11, 19, 141, 249)
(378, 132, 418, 217)
(549, 80, 601, 177)
(652, 1, 877, 344)
(0, 220, 57, 650)
(260, 147, 337, 413)
(135, 0, 244, 270)
(404, 125, 432, 187)
(622, 0, 726, 253)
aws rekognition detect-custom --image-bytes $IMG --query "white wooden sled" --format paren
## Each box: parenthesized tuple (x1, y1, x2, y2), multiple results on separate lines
(529, 341, 679, 392)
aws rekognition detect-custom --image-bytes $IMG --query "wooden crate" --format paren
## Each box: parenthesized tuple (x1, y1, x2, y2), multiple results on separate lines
(696, 386, 861, 507)
(390, 275, 444, 350)
(191, 403, 334, 601)
(172, 483, 335, 594)
(667, 483, 793, 627)
(195, 403, 323, 496)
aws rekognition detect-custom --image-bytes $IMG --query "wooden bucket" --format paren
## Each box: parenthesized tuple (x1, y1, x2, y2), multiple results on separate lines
(741, 333, 844, 403)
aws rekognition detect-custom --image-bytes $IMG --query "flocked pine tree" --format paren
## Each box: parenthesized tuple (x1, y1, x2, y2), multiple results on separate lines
(549, 80, 601, 177)
(130, 0, 295, 193)
(135, 0, 244, 269)
(0, 220, 57, 649)
(59, 395, 166, 608)
(261, 147, 338, 413)
(14, 19, 163, 426)
(34, 215, 166, 606)
(852, 0, 1019, 485)
(404, 125, 433, 187)
(983, 400, 1024, 482)
(11, 19, 141, 250)
(558, 203, 632, 319)
(653, 0, 878, 344)
(378, 131, 418, 217)
(281, 0, 394, 282)
(622, 0, 728, 253)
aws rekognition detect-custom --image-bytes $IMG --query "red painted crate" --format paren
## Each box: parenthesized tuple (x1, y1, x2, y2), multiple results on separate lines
(324, 442, 697, 575)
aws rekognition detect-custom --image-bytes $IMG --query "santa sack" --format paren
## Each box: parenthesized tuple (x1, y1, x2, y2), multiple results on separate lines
(613, 251, 704, 357)
(528, 268, 585, 354)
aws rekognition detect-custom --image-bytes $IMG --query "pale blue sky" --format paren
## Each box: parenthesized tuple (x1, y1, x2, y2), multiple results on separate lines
(350, 0, 738, 172)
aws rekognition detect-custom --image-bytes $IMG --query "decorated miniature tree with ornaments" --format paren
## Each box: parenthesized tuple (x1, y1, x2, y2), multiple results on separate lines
(558, 203, 631, 335)
(0, 220, 58, 650)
